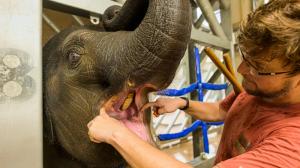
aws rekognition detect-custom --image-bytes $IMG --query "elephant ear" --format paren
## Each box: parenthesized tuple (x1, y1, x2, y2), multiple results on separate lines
(43, 105, 56, 144)
(102, 0, 148, 31)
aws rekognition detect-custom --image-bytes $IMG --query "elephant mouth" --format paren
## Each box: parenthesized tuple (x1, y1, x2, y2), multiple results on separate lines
(103, 84, 157, 142)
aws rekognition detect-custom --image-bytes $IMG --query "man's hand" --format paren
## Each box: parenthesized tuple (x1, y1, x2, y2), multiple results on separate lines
(87, 108, 127, 144)
(141, 97, 186, 117)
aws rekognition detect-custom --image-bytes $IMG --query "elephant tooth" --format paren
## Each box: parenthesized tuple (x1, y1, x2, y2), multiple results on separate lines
(121, 93, 134, 111)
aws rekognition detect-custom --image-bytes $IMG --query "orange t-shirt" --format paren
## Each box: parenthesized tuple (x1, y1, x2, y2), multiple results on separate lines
(216, 92, 300, 168)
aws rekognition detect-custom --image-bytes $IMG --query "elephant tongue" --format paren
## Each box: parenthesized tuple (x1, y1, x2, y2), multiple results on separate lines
(104, 93, 151, 142)
(121, 119, 151, 142)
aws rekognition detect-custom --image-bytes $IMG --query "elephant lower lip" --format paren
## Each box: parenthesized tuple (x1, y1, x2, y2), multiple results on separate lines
(103, 84, 157, 142)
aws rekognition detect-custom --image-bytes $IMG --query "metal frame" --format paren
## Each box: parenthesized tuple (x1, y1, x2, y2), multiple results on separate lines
(43, 0, 121, 18)
(188, 0, 234, 161)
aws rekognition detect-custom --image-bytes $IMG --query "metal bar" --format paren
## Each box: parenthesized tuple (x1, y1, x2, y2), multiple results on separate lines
(196, 0, 228, 40)
(165, 110, 182, 133)
(241, 0, 253, 19)
(154, 115, 165, 130)
(72, 15, 84, 26)
(43, 0, 121, 17)
(179, 117, 189, 131)
(220, 0, 235, 82)
(254, 0, 265, 9)
(0, 0, 42, 167)
(220, 0, 233, 41)
(194, 15, 205, 29)
(188, 156, 215, 167)
(191, 28, 231, 50)
(194, 0, 218, 29)
(219, 0, 231, 10)
(43, 13, 60, 33)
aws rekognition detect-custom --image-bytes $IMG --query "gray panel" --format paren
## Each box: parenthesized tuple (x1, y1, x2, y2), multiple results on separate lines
(0, 0, 42, 168)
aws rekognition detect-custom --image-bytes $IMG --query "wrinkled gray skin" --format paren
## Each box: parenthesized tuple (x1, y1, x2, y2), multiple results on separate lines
(43, 0, 191, 167)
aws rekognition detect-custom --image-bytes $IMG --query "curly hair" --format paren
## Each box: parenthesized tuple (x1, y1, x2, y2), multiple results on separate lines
(238, 0, 300, 74)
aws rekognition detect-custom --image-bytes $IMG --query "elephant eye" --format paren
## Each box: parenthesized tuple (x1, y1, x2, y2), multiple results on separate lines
(68, 52, 81, 68)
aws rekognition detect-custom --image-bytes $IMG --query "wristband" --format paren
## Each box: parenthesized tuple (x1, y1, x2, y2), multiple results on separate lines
(179, 97, 189, 110)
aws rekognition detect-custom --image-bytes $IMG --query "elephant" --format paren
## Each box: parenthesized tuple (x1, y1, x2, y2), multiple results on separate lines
(43, 0, 192, 167)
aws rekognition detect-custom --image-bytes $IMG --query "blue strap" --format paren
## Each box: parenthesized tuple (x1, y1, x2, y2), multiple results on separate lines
(157, 83, 198, 96)
(157, 82, 227, 96)
(158, 120, 224, 141)
(202, 122, 209, 153)
(157, 47, 226, 154)
(202, 83, 227, 90)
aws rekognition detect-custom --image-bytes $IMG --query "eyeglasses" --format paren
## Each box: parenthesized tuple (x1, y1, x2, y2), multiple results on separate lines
(239, 48, 293, 76)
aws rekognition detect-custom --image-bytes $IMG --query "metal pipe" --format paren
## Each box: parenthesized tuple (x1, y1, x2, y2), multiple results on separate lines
(42, 13, 60, 33)
(154, 115, 165, 130)
(72, 15, 84, 26)
(254, 0, 265, 9)
(165, 110, 181, 133)
(194, 0, 218, 29)
(179, 117, 189, 131)
(194, 15, 205, 29)
(241, 0, 253, 19)
(219, 0, 230, 10)
(196, 0, 228, 40)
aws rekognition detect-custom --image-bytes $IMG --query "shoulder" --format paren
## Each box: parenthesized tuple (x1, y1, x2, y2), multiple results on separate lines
(217, 128, 300, 168)
(220, 91, 253, 112)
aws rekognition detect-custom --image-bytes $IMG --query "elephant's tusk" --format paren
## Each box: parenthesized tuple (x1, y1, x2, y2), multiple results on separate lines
(121, 93, 135, 111)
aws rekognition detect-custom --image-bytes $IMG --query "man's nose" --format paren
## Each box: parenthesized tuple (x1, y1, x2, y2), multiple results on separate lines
(237, 61, 250, 75)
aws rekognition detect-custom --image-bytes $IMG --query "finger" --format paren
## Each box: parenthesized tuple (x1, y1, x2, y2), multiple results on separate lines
(99, 108, 109, 117)
(157, 108, 165, 115)
(153, 111, 160, 117)
(88, 134, 102, 143)
(152, 107, 157, 116)
(89, 136, 102, 143)
(90, 138, 102, 143)
(87, 120, 93, 128)
(140, 102, 158, 112)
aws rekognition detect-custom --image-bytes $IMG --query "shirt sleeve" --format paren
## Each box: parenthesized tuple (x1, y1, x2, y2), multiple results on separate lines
(216, 127, 300, 168)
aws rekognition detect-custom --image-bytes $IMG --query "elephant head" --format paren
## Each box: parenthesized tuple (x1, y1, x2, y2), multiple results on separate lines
(43, 0, 191, 167)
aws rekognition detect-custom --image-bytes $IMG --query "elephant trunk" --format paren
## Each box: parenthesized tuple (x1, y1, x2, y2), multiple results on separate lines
(97, 0, 191, 87)
(132, 0, 192, 61)
(103, 0, 148, 31)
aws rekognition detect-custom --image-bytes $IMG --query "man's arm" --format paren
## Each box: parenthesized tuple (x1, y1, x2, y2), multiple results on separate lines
(141, 98, 226, 122)
(185, 100, 225, 122)
(88, 109, 192, 168)
(110, 126, 192, 168)
(186, 91, 237, 122)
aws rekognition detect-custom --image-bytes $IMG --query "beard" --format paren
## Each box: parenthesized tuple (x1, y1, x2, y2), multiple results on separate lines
(242, 79, 291, 99)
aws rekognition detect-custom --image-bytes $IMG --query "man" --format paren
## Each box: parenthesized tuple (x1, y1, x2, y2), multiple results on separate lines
(88, 0, 300, 167)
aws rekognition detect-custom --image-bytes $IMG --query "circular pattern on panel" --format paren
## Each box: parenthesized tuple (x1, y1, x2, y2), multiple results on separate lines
(0, 48, 35, 102)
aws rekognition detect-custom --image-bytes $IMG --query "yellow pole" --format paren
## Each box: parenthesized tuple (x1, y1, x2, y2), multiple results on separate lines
(204, 47, 244, 94)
